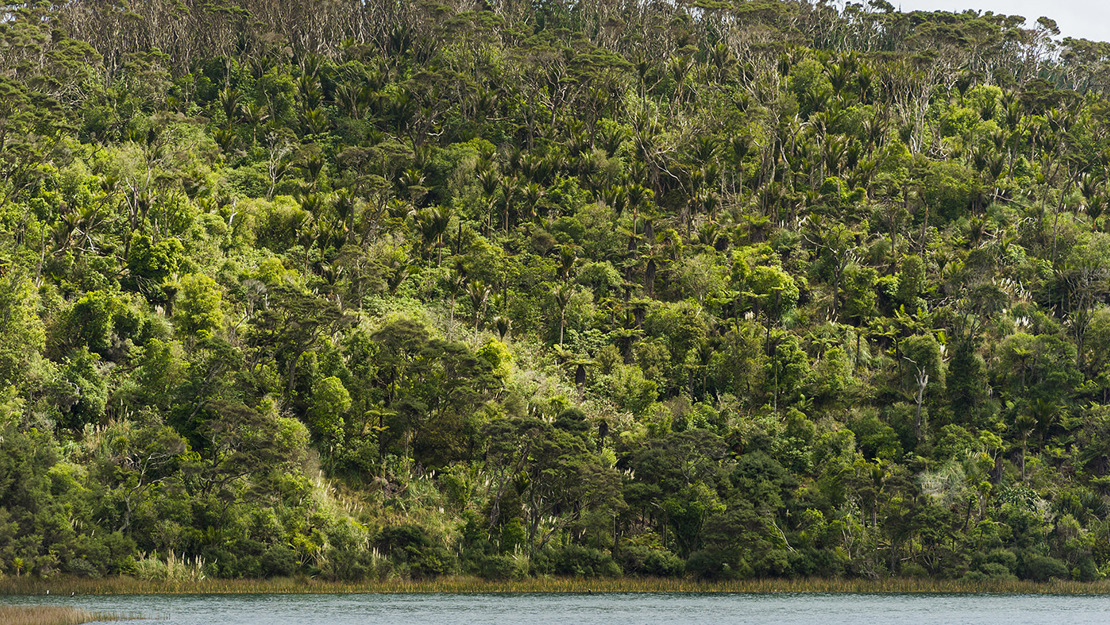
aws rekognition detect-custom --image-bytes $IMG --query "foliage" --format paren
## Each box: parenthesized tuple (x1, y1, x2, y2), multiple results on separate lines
(3, 0, 1110, 583)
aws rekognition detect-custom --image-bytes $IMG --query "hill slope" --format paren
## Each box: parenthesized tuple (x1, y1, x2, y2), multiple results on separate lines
(3, 0, 1110, 582)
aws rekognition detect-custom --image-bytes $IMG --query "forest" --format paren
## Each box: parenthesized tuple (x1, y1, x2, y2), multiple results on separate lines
(4, 0, 1110, 584)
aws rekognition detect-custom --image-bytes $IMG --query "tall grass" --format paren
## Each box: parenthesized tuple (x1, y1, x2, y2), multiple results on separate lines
(132, 550, 206, 582)
(0, 605, 126, 625)
(5, 575, 1110, 596)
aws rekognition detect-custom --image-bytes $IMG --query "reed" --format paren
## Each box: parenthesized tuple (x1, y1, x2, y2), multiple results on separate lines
(0, 604, 126, 625)
(132, 550, 206, 582)
(5, 575, 1110, 596)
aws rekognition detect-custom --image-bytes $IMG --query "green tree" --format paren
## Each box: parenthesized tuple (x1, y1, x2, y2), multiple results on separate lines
(126, 234, 184, 300)
(626, 430, 729, 558)
(309, 375, 351, 442)
(174, 273, 224, 339)
(247, 284, 351, 399)
(0, 269, 45, 387)
(900, 333, 945, 441)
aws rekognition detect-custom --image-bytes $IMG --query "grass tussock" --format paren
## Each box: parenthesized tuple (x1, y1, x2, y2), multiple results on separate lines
(5, 576, 1110, 596)
(132, 550, 206, 583)
(0, 604, 125, 625)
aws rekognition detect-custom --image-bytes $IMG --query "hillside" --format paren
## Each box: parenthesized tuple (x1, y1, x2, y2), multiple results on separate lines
(3, 0, 1110, 582)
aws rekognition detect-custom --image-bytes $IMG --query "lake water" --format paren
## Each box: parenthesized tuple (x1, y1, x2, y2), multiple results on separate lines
(4, 592, 1110, 624)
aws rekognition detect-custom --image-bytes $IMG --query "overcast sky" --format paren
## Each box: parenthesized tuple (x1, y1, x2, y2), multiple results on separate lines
(892, 1, 1110, 43)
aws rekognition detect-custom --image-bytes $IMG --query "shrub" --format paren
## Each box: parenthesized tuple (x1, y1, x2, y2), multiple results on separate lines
(474, 553, 528, 580)
(261, 544, 298, 578)
(376, 524, 454, 579)
(1021, 554, 1069, 581)
(540, 544, 622, 578)
(618, 544, 684, 577)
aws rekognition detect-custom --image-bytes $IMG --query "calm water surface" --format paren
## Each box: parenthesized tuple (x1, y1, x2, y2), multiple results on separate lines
(4, 592, 1110, 624)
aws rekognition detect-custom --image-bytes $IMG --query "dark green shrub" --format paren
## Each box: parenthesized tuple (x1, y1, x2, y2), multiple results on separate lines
(1021, 554, 1069, 581)
(963, 562, 1016, 582)
(376, 524, 454, 579)
(685, 548, 750, 580)
(475, 553, 525, 580)
(619, 544, 684, 577)
(261, 544, 298, 577)
(538, 544, 621, 577)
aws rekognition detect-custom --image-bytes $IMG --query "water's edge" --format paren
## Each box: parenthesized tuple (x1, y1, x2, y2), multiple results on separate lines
(6, 591, 1110, 625)
(3, 575, 1110, 596)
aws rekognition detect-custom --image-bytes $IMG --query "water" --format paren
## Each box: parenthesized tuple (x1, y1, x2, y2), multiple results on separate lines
(4, 592, 1110, 625)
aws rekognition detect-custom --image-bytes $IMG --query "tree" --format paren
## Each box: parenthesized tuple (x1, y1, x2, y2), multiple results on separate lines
(626, 430, 730, 558)
(0, 268, 44, 387)
(552, 283, 573, 346)
(946, 337, 991, 427)
(467, 279, 491, 340)
(805, 222, 857, 322)
(900, 333, 945, 441)
(247, 284, 352, 399)
(58, 290, 117, 357)
(765, 331, 809, 411)
(843, 265, 878, 326)
(746, 265, 800, 329)
(126, 234, 184, 299)
(174, 273, 224, 340)
(0, 422, 71, 577)
(371, 317, 501, 468)
(194, 399, 309, 497)
(896, 254, 926, 306)
(309, 375, 351, 442)
(1059, 234, 1110, 371)
(93, 422, 187, 534)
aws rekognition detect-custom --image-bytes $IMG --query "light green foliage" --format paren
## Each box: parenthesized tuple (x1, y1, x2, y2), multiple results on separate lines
(673, 253, 728, 303)
(746, 265, 799, 323)
(576, 261, 623, 298)
(644, 301, 708, 362)
(309, 375, 352, 440)
(922, 161, 980, 222)
(788, 58, 833, 117)
(603, 364, 658, 416)
(476, 338, 513, 381)
(896, 254, 926, 306)
(0, 269, 45, 385)
(127, 235, 184, 296)
(173, 273, 224, 338)
(248, 196, 309, 252)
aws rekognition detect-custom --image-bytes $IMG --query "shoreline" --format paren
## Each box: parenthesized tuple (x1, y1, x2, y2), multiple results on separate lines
(3, 576, 1110, 596)
(0, 605, 125, 625)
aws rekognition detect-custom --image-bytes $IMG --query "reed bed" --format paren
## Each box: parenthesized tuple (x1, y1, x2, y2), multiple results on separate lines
(5, 575, 1110, 596)
(0, 604, 127, 625)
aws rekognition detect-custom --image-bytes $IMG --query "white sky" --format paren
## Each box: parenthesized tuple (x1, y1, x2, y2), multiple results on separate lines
(892, 1, 1110, 43)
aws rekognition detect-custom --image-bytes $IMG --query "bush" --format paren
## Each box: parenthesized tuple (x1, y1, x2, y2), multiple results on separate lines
(533, 544, 621, 578)
(618, 544, 684, 577)
(685, 548, 751, 580)
(376, 524, 454, 579)
(261, 544, 298, 577)
(1074, 556, 1099, 582)
(963, 562, 1016, 582)
(1021, 554, 1069, 581)
(474, 553, 527, 580)
(70, 531, 137, 577)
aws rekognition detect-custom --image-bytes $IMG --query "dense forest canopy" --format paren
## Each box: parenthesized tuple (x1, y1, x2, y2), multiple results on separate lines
(4, 0, 1110, 583)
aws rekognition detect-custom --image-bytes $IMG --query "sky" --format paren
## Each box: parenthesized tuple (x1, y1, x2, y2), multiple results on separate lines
(891, 0, 1110, 43)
